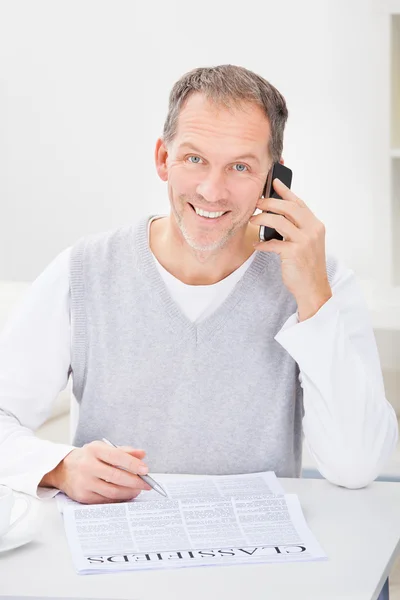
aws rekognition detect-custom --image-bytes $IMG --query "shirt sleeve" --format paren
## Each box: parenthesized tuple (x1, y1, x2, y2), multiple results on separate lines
(274, 256, 399, 489)
(0, 247, 76, 498)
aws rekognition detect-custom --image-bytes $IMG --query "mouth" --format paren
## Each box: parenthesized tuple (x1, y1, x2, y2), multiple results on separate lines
(188, 203, 230, 222)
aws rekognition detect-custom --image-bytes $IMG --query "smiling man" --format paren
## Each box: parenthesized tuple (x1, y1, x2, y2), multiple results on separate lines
(0, 64, 397, 503)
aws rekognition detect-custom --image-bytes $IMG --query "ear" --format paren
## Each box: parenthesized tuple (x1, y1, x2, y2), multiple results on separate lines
(154, 138, 169, 182)
(279, 157, 284, 165)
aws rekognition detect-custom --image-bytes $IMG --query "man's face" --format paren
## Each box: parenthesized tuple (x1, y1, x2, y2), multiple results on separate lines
(159, 93, 272, 253)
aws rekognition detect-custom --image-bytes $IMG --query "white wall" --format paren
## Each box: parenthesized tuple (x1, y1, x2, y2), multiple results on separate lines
(0, 0, 392, 284)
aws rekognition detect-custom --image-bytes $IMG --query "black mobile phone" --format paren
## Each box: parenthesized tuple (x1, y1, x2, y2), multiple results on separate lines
(259, 162, 293, 242)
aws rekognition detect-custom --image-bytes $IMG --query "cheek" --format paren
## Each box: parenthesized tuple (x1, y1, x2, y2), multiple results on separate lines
(234, 181, 263, 213)
(230, 177, 264, 207)
(237, 203, 258, 221)
(168, 165, 194, 193)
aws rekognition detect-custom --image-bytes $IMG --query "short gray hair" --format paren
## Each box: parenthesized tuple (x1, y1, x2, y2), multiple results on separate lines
(162, 64, 289, 164)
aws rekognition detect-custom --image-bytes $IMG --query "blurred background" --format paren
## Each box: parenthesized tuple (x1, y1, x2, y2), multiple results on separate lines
(0, 2, 399, 467)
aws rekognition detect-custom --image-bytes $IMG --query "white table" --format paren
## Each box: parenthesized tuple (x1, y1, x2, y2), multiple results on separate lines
(1, 476, 400, 600)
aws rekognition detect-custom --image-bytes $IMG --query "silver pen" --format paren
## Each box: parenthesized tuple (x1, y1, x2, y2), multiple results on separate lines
(102, 438, 168, 498)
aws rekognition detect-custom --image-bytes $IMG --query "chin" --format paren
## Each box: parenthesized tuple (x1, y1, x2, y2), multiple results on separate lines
(186, 237, 227, 253)
(181, 224, 236, 253)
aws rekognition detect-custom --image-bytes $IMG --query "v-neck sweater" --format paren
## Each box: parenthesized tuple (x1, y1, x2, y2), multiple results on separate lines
(69, 214, 305, 476)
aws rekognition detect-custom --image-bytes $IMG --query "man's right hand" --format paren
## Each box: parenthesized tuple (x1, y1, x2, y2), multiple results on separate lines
(40, 440, 151, 504)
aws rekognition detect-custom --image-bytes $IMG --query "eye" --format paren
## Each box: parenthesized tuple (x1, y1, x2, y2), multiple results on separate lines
(233, 163, 248, 172)
(186, 156, 249, 172)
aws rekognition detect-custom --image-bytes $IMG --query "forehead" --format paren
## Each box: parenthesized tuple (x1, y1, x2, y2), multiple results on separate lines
(174, 93, 271, 154)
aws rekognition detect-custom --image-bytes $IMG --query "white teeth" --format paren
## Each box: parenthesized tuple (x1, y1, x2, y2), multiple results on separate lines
(194, 206, 225, 219)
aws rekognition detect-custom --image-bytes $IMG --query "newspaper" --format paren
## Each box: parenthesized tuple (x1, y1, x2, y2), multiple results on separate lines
(56, 471, 284, 513)
(59, 472, 327, 574)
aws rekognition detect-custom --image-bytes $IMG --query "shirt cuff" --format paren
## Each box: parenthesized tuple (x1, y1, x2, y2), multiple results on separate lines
(34, 444, 76, 499)
(1, 443, 76, 499)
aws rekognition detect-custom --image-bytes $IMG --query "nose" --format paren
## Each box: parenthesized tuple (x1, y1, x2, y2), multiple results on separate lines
(196, 170, 228, 205)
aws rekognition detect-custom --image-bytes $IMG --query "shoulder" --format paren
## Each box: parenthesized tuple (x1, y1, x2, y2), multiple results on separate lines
(71, 223, 134, 254)
(69, 217, 151, 262)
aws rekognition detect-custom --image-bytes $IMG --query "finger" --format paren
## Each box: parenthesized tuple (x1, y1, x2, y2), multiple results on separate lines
(253, 213, 302, 242)
(74, 490, 124, 505)
(272, 178, 307, 207)
(252, 201, 305, 229)
(118, 446, 146, 459)
(96, 443, 149, 475)
(93, 479, 150, 502)
(93, 460, 151, 489)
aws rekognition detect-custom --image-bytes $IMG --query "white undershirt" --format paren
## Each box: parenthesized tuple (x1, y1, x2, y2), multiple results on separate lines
(152, 252, 256, 325)
(0, 217, 397, 498)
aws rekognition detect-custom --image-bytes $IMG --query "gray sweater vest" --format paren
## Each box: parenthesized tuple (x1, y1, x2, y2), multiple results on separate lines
(69, 215, 336, 476)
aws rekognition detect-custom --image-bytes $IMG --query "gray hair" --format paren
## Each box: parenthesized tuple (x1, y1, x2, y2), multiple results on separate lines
(162, 64, 289, 164)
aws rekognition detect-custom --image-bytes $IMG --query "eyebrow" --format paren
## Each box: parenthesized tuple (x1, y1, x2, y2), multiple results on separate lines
(178, 142, 261, 165)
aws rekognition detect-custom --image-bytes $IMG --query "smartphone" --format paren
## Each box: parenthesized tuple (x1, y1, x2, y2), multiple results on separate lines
(259, 162, 293, 242)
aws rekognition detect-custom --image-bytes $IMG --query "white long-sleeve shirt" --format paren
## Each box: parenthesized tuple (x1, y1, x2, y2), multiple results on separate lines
(0, 219, 398, 498)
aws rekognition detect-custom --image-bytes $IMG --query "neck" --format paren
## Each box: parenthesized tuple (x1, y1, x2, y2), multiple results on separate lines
(149, 215, 260, 285)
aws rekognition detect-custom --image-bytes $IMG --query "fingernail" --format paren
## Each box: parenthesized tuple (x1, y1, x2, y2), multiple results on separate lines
(274, 177, 281, 184)
(138, 465, 149, 475)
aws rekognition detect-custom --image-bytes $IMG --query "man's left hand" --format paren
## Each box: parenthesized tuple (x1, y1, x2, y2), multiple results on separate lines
(250, 178, 332, 322)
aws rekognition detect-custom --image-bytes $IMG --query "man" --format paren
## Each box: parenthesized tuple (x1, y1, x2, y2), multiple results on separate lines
(0, 64, 397, 503)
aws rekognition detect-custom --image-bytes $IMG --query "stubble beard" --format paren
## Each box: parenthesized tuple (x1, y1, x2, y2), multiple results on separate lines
(172, 199, 252, 259)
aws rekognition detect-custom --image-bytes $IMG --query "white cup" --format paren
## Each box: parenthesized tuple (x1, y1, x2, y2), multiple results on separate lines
(0, 485, 31, 538)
